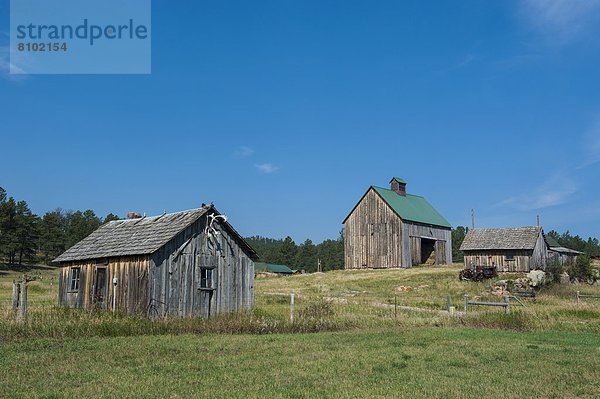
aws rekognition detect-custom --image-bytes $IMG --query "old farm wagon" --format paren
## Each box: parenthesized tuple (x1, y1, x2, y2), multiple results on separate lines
(54, 205, 258, 317)
(343, 177, 452, 269)
(460, 227, 548, 272)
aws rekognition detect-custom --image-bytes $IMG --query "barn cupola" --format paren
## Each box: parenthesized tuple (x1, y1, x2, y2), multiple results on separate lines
(390, 177, 407, 196)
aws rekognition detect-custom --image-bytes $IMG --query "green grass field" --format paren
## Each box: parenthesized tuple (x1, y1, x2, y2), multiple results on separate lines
(1, 263, 600, 398)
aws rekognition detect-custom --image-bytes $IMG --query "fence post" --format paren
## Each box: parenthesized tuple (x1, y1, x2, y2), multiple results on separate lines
(17, 275, 28, 323)
(576, 291, 580, 304)
(464, 295, 469, 314)
(394, 295, 397, 319)
(504, 295, 510, 314)
(12, 280, 20, 311)
(290, 293, 295, 323)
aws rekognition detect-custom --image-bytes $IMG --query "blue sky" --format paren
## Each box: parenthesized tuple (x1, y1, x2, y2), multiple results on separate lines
(1, 0, 600, 243)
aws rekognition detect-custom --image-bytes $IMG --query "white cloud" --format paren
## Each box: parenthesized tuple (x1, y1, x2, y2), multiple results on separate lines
(520, 0, 600, 42)
(234, 146, 255, 158)
(255, 163, 278, 174)
(494, 172, 577, 211)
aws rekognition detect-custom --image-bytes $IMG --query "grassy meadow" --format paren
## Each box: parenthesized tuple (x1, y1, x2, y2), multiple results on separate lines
(1, 263, 600, 398)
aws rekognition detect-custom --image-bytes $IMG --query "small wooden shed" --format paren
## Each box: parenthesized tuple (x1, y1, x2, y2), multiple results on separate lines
(546, 236, 583, 266)
(54, 205, 258, 318)
(460, 227, 548, 272)
(343, 177, 452, 269)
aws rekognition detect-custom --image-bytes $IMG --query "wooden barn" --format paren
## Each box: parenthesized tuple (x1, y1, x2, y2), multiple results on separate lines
(546, 236, 583, 266)
(343, 177, 452, 269)
(54, 205, 258, 318)
(459, 227, 548, 272)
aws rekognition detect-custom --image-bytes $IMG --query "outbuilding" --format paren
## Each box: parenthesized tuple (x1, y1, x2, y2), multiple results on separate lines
(54, 205, 258, 318)
(343, 177, 452, 269)
(546, 235, 583, 266)
(460, 226, 548, 272)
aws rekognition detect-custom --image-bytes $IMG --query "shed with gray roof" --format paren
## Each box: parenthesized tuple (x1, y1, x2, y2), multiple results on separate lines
(459, 227, 549, 272)
(55, 205, 258, 317)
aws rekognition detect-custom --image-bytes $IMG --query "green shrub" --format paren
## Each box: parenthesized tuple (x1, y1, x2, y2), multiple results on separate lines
(568, 254, 593, 282)
(545, 260, 563, 284)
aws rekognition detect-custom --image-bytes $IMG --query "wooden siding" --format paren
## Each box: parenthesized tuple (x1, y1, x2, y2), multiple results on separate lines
(344, 189, 404, 269)
(58, 214, 254, 318)
(548, 250, 578, 267)
(462, 231, 548, 272)
(148, 215, 254, 318)
(344, 188, 452, 269)
(463, 250, 533, 272)
(58, 255, 149, 315)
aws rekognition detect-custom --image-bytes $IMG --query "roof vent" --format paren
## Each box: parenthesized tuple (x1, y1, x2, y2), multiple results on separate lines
(127, 212, 142, 219)
(390, 177, 407, 196)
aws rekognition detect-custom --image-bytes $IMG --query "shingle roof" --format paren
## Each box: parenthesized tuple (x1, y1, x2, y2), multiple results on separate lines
(369, 186, 452, 228)
(54, 206, 258, 262)
(460, 227, 544, 251)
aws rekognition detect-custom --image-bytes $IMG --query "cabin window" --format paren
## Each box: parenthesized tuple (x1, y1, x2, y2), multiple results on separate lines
(505, 253, 515, 261)
(69, 267, 81, 291)
(199, 268, 214, 290)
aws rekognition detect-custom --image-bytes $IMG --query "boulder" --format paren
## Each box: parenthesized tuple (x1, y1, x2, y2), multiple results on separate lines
(527, 270, 546, 287)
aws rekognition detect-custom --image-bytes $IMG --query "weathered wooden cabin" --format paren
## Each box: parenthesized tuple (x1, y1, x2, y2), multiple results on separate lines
(459, 227, 548, 272)
(343, 177, 452, 269)
(546, 236, 583, 266)
(54, 205, 258, 318)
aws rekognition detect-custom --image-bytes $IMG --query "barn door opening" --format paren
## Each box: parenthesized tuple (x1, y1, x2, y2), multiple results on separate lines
(92, 267, 108, 308)
(421, 239, 436, 265)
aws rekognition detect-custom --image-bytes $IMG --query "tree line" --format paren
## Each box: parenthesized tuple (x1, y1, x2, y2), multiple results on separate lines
(245, 235, 344, 273)
(0, 187, 119, 265)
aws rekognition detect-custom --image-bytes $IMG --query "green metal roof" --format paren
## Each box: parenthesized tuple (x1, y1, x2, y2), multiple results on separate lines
(254, 262, 296, 274)
(372, 186, 452, 228)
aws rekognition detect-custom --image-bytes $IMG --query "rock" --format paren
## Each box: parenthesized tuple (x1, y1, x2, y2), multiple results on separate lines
(527, 270, 546, 287)
(395, 286, 413, 293)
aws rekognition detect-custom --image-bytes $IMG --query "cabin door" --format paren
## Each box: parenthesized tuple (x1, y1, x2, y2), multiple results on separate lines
(92, 267, 108, 308)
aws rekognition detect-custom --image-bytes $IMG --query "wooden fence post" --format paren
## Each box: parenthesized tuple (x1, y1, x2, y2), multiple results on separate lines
(394, 295, 397, 319)
(464, 295, 469, 314)
(12, 280, 20, 311)
(290, 293, 295, 323)
(576, 291, 580, 304)
(17, 275, 28, 323)
(504, 295, 510, 314)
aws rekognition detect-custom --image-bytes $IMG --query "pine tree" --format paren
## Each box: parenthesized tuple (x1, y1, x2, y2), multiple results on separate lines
(296, 239, 317, 272)
(14, 200, 39, 265)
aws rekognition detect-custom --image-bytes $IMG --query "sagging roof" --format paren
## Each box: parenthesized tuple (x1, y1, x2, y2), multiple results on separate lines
(347, 186, 451, 228)
(254, 262, 296, 274)
(550, 246, 584, 255)
(54, 206, 258, 262)
(460, 227, 545, 251)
